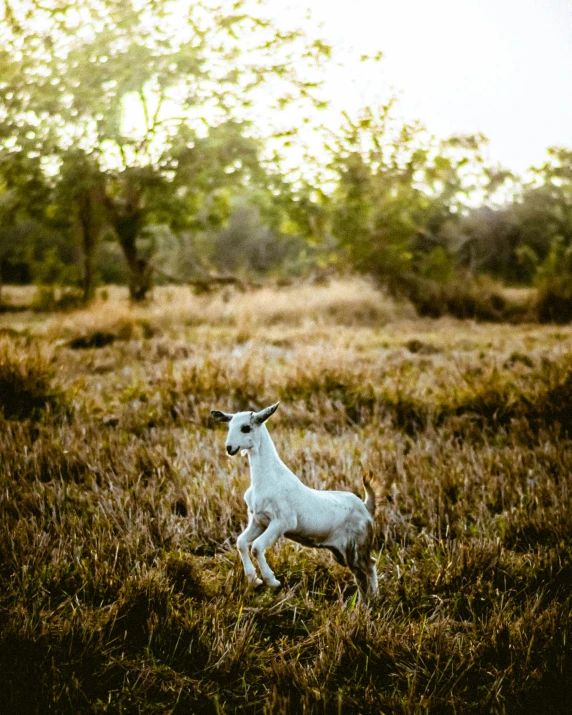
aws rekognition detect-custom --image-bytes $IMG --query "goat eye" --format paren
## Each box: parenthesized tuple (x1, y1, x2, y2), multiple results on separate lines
(241, 425, 251, 433)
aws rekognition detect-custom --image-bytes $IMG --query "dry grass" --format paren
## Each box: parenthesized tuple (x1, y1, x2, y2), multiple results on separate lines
(0, 277, 412, 335)
(1, 279, 571, 714)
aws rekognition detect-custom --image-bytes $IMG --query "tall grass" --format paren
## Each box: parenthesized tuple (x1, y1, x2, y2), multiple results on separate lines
(0, 338, 63, 420)
(0, 280, 571, 713)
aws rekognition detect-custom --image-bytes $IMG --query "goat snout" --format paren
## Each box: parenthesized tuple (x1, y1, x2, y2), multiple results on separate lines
(226, 445, 239, 456)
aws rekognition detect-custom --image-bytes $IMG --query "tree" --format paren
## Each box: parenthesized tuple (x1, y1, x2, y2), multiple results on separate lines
(451, 147, 572, 287)
(0, 0, 329, 300)
(326, 105, 492, 293)
(520, 147, 572, 254)
(52, 151, 106, 302)
(0, 151, 54, 304)
(521, 147, 572, 321)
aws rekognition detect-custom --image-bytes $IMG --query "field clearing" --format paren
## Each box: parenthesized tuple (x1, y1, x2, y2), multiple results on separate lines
(1, 279, 571, 714)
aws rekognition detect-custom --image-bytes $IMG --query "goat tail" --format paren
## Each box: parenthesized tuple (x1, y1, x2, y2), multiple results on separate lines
(362, 470, 379, 518)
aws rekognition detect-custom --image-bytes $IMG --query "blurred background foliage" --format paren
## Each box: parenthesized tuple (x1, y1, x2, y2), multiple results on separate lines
(1, 0, 572, 321)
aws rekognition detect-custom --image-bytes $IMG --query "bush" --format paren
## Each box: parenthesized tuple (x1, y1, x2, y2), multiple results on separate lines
(32, 286, 84, 312)
(404, 275, 530, 322)
(0, 340, 63, 420)
(535, 238, 572, 323)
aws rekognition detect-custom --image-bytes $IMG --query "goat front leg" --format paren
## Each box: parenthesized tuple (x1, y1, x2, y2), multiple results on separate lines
(251, 520, 285, 588)
(237, 514, 266, 588)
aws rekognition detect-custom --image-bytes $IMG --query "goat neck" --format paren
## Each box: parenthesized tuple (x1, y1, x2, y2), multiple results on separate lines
(247, 424, 285, 489)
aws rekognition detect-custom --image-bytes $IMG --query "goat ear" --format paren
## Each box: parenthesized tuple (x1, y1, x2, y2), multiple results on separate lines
(253, 401, 280, 424)
(211, 410, 233, 423)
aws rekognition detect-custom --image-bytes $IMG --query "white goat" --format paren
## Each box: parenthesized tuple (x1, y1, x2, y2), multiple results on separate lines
(211, 402, 378, 599)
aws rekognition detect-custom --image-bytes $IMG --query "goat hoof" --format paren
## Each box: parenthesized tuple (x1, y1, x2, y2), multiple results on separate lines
(265, 578, 281, 589)
(247, 577, 263, 589)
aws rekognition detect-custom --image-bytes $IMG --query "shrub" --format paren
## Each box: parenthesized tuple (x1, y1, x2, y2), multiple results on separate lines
(32, 286, 84, 312)
(0, 340, 63, 420)
(405, 275, 532, 322)
(535, 238, 572, 323)
(68, 331, 116, 349)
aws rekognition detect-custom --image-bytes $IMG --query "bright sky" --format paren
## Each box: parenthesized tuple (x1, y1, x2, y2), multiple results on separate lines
(268, 0, 572, 174)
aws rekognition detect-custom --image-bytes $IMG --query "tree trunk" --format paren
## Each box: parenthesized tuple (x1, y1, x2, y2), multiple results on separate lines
(78, 193, 97, 304)
(104, 183, 151, 302)
(113, 214, 151, 302)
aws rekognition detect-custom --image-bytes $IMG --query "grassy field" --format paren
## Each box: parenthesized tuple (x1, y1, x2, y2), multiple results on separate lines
(1, 278, 571, 714)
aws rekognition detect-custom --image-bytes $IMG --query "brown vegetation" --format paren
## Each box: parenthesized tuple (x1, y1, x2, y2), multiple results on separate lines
(405, 276, 536, 323)
(0, 280, 571, 713)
